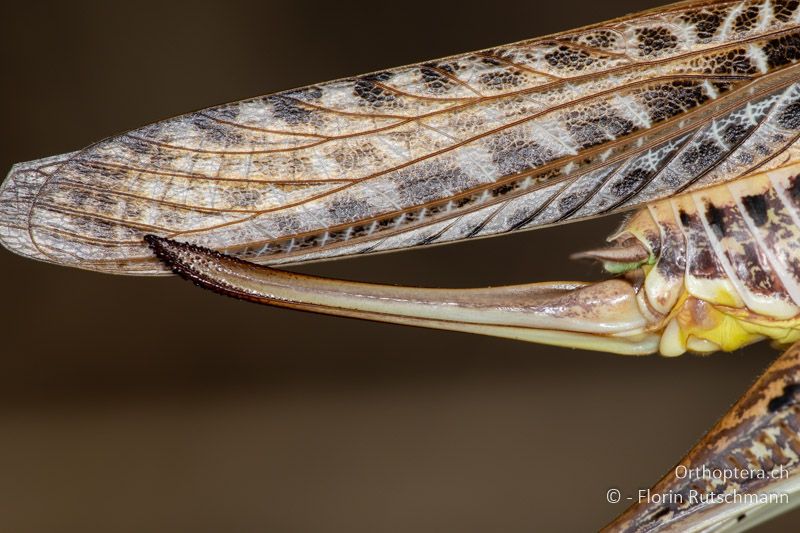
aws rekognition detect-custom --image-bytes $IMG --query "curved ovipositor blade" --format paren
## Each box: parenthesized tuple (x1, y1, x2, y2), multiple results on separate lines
(145, 235, 661, 355)
(605, 341, 800, 532)
(3, 1, 800, 274)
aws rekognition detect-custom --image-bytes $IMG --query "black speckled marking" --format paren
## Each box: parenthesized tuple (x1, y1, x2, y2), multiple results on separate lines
(574, 29, 619, 50)
(680, 140, 724, 174)
(479, 69, 523, 89)
(733, 6, 760, 32)
(642, 81, 711, 123)
(764, 32, 800, 69)
(705, 203, 726, 237)
(610, 168, 650, 199)
(491, 182, 517, 197)
(543, 45, 594, 70)
(283, 86, 324, 101)
(636, 27, 678, 56)
(788, 175, 800, 204)
(685, 12, 722, 41)
(721, 122, 751, 145)
(190, 115, 247, 144)
(489, 133, 555, 176)
(396, 164, 469, 203)
(361, 71, 394, 82)
(772, 0, 800, 22)
(768, 383, 800, 412)
(558, 193, 581, 214)
(353, 79, 396, 107)
(777, 101, 800, 130)
(419, 65, 451, 93)
(479, 53, 502, 67)
(689, 231, 725, 276)
(209, 104, 238, 120)
(564, 107, 636, 150)
(326, 197, 373, 223)
(709, 49, 757, 75)
(775, 0, 800, 22)
(741, 194, 769, 226)
(268, 96, 314, 125)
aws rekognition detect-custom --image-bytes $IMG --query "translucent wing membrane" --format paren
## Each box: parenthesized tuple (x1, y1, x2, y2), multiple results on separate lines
(3, 0, 800, 274)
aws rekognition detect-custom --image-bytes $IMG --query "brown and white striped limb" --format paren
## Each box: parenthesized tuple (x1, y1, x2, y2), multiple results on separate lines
(605, 342, 800, 532)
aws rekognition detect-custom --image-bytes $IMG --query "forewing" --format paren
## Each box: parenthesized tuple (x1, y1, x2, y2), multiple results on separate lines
(3, 0, 800, 274)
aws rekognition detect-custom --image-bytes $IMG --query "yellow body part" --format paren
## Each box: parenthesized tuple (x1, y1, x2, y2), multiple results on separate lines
(658, 289, 800, 356)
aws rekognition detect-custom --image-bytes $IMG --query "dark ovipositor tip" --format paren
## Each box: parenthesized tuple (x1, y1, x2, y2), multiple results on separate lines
(143, 234, 165, 250)
(143, 234, 179, 268)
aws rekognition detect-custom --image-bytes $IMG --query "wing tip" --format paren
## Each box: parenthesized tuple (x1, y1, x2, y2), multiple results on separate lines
(0, 158, 54, 263)
(0, 154, 170, 276)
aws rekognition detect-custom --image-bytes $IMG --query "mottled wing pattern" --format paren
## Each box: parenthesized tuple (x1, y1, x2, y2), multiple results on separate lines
(3, 0, 800, 274)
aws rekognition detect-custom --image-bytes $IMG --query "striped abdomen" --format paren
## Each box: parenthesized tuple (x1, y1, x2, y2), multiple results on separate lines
(615, 161, 800, 355)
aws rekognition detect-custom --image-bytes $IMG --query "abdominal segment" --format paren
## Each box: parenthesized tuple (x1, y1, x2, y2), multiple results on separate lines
(618, 162, 800, 356)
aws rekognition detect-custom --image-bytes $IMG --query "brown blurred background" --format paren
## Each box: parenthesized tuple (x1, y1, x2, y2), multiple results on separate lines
(0, 0, 797, 531)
